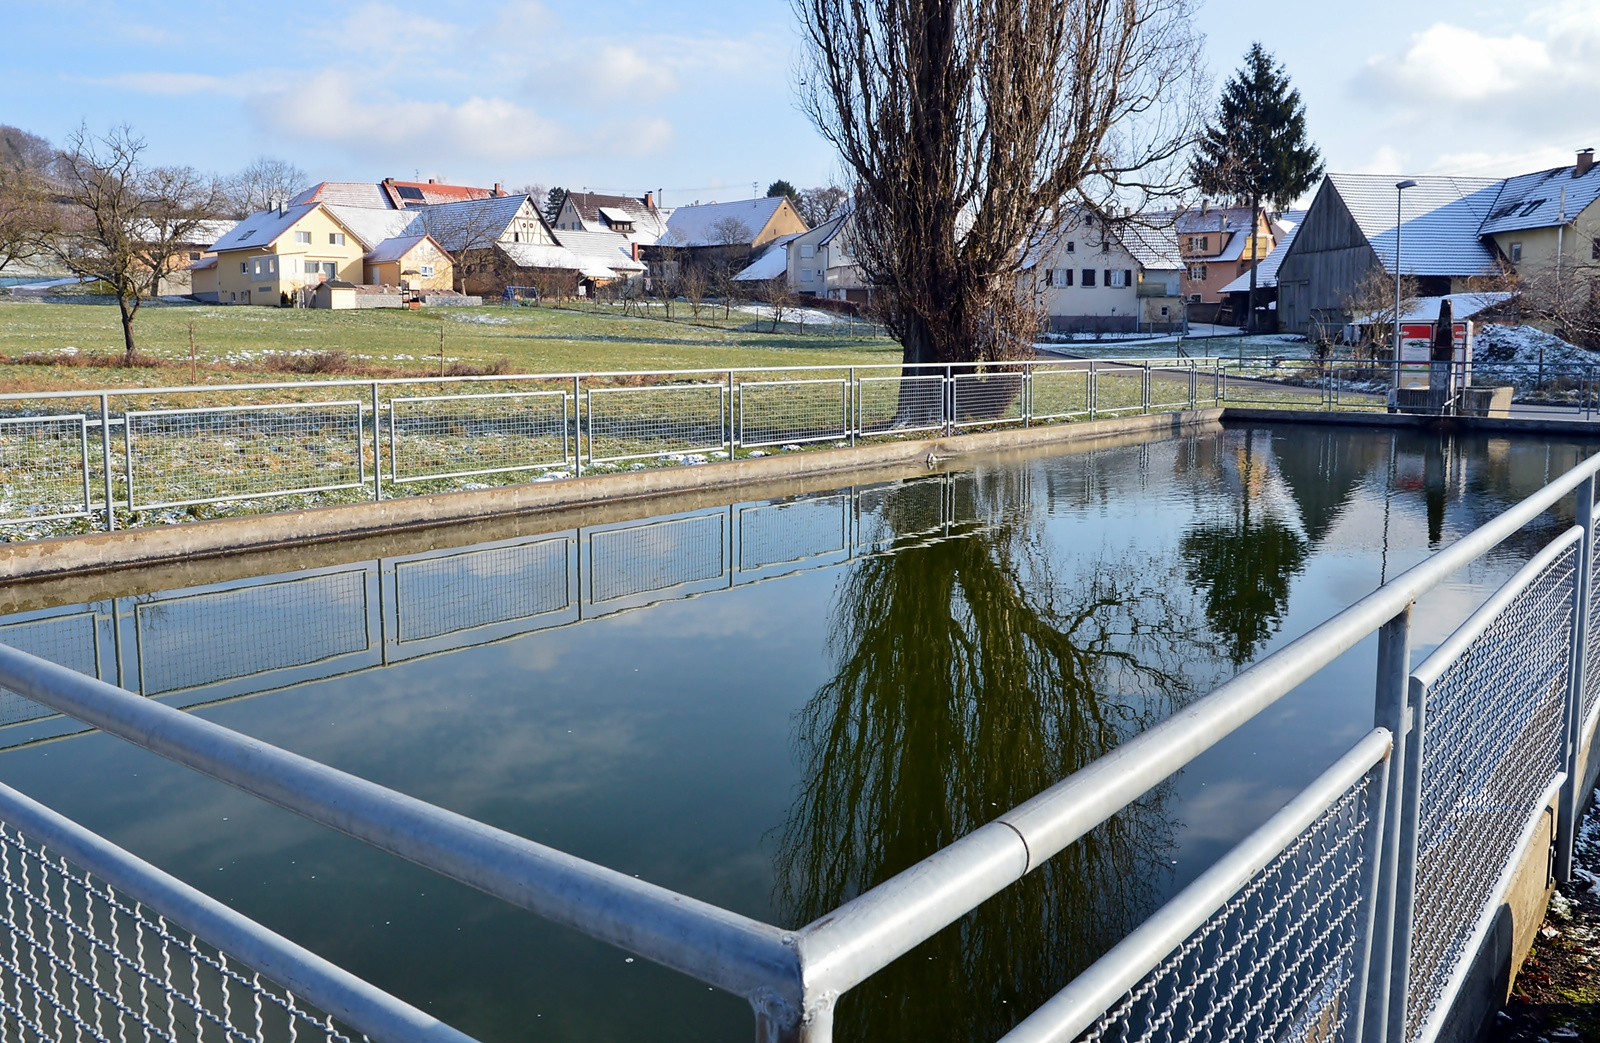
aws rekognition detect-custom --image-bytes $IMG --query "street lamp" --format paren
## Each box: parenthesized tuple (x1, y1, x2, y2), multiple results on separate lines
(1392, 180, 1417, 398)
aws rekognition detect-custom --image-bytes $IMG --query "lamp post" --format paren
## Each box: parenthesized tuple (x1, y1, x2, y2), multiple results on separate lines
(1392, 180, 1417, 399)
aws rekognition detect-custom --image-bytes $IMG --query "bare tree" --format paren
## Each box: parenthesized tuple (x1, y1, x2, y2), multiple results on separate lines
(227, 156, 309, 216)
(418, 199, 505, 293)
(1521, 253, 1600, 349)
(1341, 267, 1421, 361)
(760, 277, 798, 332)
(512, 183, 547, 213)
(794, 0, 1204, 366)
(679, 262, 707, 319)
(0, 127, 54, 275)
(795, 185, 849, 227)
(709, 258, 740, 319)
(708, 216, 753, 246)
(51, 125, 224, 363)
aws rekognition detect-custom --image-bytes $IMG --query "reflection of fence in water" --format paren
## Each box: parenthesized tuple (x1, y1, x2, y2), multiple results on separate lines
(396, 539, 571, 642)
(585, 384, 726, 464)
(389, 391, 570, 483)
(124, 402, 366, 510)
(0, 613, 99, 727)
(737, 379, 849, 448)
(0, 416, 92, 523)
(135, 572, 370, 695)
(588, 514, 727, 602)
(739, 497, 849, 571)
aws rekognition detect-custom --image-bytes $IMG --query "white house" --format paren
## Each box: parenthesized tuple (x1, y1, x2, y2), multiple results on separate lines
(1024, 213, 1185, 334)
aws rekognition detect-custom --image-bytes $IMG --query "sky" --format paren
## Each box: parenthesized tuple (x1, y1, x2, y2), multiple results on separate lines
(2, 0, 1597, 205)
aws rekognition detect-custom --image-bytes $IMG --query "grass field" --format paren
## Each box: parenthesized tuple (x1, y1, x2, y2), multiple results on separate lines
(0, 299, 903, 391)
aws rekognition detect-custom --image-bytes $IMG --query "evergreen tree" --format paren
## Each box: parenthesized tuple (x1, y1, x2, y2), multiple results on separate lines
(1191, 44, 1323, 332)
(765, 179, 798, 201)
(543, 186, 568, 226)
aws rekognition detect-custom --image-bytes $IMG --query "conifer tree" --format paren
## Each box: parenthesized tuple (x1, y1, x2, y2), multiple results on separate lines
(1191, 44, 1323, 332)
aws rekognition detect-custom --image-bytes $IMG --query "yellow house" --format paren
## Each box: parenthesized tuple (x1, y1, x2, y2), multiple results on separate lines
(362, 234, 453, 292)
(210, 204, 373, 305)
(1479, 151, 1600, 298)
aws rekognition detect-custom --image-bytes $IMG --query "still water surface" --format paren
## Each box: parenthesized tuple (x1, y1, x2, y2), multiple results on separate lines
(0, 422, 1594, 1041)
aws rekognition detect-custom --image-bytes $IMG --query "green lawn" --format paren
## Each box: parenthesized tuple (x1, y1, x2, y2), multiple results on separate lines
(0, 299, 902, 390)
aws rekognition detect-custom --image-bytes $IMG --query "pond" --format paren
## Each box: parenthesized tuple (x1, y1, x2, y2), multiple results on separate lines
(0, 421, 1593, 1042)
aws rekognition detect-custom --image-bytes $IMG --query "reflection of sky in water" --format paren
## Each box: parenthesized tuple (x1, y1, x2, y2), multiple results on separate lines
(0, 423, 1592, 1042)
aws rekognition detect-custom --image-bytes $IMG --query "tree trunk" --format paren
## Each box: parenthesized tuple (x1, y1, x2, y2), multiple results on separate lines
(1245, 195, 1260, 335)
(117, 293, 138, 365)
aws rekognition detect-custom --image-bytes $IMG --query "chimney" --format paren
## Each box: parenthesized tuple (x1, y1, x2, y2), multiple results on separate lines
(427, 178, 436, 184)
(1578, 149, 1596, 178)
(493, 182, 502, 195)
(644, 191, 654, 208)
(632, 243, 642, 262)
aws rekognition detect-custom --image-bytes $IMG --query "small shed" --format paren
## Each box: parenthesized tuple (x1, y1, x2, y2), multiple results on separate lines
(312, 280, 359, 310)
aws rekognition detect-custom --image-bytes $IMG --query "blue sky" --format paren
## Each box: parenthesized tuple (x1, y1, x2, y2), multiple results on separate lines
(3, 0, 1596, 204)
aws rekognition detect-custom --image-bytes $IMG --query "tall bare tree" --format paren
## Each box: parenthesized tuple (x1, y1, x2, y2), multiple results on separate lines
(52, 125, 224, 363)
(227, 156, 309, 216)
(795, 0, 1203, 365)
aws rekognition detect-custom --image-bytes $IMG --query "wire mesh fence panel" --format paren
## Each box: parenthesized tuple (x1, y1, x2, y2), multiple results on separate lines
(1588, 524, 1600, 731)
(1094, 368, 1146, 415)
(0, 614, 99, 729)
(135, 571, 370, 696)
(738, 496, 849, 571)
(950, 372, 1025, 428)
(124, 402, 365, 510)
(1084, 770, 1377, 1043)
(0, 822, 364, 1043)
(394, 539, 570, 643)
(585, 384, 726, 464)
(1148, 368, 1196, 412)
(0, 417, 92, 524)
(1029, 368, 1093, 422)
(388, 391, 570, 483)
(736, 379, 849, 448)
(588, 514, 726, 603)
(857, 375, 945, 435)
(1406, 541, 1574, 1040)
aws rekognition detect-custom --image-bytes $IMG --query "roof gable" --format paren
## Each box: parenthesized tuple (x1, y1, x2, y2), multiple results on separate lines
(664, 197, 792, 247)
(1479, 164, 1600, 235)
(363, 234, 446, 264)
(1325, 173, 1501, 276)
(416, 194, 538, 249)
(209, 204, 322, 252)
(322, 206, 426, 250)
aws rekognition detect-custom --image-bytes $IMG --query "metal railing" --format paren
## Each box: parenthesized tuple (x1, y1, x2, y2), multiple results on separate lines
(1, 433, 1599, 1039)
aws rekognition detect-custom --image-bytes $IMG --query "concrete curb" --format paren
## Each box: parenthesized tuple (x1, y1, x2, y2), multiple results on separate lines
(1, 410, 1221, 584)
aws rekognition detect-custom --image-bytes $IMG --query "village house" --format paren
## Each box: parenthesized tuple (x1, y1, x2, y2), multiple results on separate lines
(551, 191, 669, 246)
(1162, 204, 1279, 322)
(649, 196, 808, 272)
(209, 203, 371, 305)
(784, 208, 871, 303)
(1023, 213, 1185, 334)
(360, 234, 453, 294)
(1216, 210, 1307, 331)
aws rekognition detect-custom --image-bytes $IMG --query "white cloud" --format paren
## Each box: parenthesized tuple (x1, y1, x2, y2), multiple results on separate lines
(97, 72, 231, 96)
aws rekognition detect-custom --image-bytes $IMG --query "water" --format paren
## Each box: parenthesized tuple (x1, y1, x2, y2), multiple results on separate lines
(0, 421, 1594, 1041)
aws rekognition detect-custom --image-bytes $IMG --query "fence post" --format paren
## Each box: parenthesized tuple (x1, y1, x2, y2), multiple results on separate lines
(1089, 361, 1098, 420)
(727, 369, 736, 459)
(1023, 362, 1031, 427)
(370, 382, 382, 502)
(99, 393, 115, 532)
(848, 367, 857, 447)
(1363, 604, 1413, 1043)
(944, 364, 953, 437)
(1559, 475, 1595, 883)
(573, 374, 583, 478)
(1142, 363, 1151, 415)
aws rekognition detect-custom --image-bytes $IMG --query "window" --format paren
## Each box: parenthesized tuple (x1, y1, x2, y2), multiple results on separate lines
(1065, 241, 1075, 253)
(512, 231, 520, 243)
(304, 260, 319, 274)
(800, 244, 815, 258)
(801, 268, 813, 282)
(1109, 269, 1128, 288)
(240, 262, 248, 274)
(420, 264, 434, 276)
(329, 233, 345, 246)
(1045, 267, 1071, 287)
(1081, 269, 1096, 287)
(1187, 262, 1208, 282)
(1509, 242, 1523, 263)
(294, 231, 311, 244)
(268, 257, 277, 274)
(237, 230, 255, 242)
(1101, 240, 1110, 254)
(1124, 269, 1132, 287)
(189, 252, 201, 261)
(1160, 306, 1170, 317)
(258, 285, 272, 293)
(1043, 268, 1053, 287)
(321, 262, 337, 278)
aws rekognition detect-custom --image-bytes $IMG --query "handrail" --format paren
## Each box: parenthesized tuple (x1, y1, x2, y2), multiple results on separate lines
(0, 648, 804, 1014)
(0, 779, 481, 1043)
(790, 448, 1600, 997)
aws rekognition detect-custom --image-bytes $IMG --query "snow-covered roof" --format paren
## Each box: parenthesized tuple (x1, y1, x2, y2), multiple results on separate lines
(187, 255, 218, 271)
(1218, 211, 1307, 293)
(553, 228, 645, 272)
(498, 241, 584, 271)
(1351, 292, 1518, 326)
(732, 233, 803, 281)
(323, 206, 425, 251)
(1480, 163, 1600, 235)
(291, 182, 395, 209)
(598, 206, 634, 224)
(363, 234, 433, 264)
(415, 194, 531, 250)
(1324, 173, 1501, 276)
(561, 191, 669, 243)
(1119, 221, 1183, 271)
(664, 197, 793, 247)
(209, 204, 321, 252)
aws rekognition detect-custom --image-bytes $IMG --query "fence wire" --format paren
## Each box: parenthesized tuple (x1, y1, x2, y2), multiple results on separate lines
(0, 614, 99, 729)
(394, 540, 570, 642)
(134, 572, 370, 695)
(737, 379, 849, 448)
(1084, 771, 1376, 1043)
(737, 498, 849, 571)
(857, 375, 945, 435)
(1030, 369, 1092, 421)
(0, 822, 363, 1043)
(1587, 524, 1600, 732)
(950, 372, 1026, 429)
(0, 416, 92, 524)
(588, 514, 726, 602)
(585, 384, 726, 464)
(124, 403, 365, 511)
(1406, 541, 1574, 1041)
(388, 392, 569, 483)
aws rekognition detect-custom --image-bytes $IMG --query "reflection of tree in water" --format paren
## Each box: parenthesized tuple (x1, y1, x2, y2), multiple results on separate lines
(774, 474, 1218, 1040)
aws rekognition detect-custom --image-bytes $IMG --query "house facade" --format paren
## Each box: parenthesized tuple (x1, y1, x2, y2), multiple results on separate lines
(210, 204, 372, 305)
(784, 210, 871, 302)
(1169, 205, 1279, 320)
(361, 234, 453, 293)
(1024, 214, 1184, 334)
(650, 197, 809, 271)
(552, 192, 668, 245)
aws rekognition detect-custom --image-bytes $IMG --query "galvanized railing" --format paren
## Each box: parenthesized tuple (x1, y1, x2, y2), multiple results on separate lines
(1, 435, 1597, 1040)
